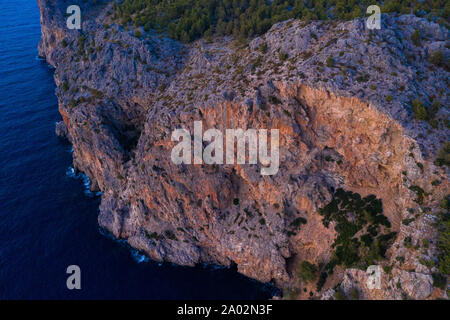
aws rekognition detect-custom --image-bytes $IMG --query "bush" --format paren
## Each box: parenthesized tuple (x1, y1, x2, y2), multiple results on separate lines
(62, 81, 69, 92)
(349, 287, 359, 300)
(278, 51, 288, 61)
(432, 273, 447, 290)
(356, 74, 369, 83)
(409, 185, 425, 205)
(435, 142, 450, 167)
(333, 289, 347, 300)
(297, 261, 317, 283)
(411, 99, 427, 121)
(259, 42, 268, 54)
(411, 29, 421, 46)
(429, 50, 446, 69)
(134, 29, 142, 38)
(269, 95, 281, 104)
(326, 56, 335, 67)
(316, 272, 328, 291)
(428, 101, 441, 119)
(164, 230, 177, 240)
(437, 197, 450, 275)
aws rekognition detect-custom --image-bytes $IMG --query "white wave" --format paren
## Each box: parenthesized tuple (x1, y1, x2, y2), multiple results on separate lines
(65, 166, 101, 198)
(131, 250, 149, 264)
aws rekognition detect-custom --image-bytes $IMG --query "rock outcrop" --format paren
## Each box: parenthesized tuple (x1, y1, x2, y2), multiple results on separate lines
(38, 0, 448, 299)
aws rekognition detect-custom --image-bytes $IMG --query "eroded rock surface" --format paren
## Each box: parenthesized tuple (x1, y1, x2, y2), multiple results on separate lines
(38, 0, 449, 299)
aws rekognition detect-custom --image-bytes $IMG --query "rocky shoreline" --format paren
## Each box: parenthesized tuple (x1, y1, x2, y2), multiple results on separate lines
(38, 0, 448, 299)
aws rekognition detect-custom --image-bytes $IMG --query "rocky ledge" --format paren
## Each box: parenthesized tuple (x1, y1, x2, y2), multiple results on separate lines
(38, 0, 448, 299)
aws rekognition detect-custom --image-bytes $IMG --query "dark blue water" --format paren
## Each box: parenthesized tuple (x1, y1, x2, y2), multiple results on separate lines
(0, 0, 274, 299)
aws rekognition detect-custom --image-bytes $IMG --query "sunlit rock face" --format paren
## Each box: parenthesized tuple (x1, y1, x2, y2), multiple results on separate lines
(38, 0, 449, 299)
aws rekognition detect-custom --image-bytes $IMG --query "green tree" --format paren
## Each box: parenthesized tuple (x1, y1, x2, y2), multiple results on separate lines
(411, 99, 427, 121)
(297, 261, 318, 283)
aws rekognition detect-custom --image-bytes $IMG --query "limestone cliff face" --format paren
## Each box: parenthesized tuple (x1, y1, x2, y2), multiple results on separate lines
(38, 0, 448, 299)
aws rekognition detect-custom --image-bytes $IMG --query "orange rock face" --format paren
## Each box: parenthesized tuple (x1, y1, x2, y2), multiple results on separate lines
(38, 1, 448, 299)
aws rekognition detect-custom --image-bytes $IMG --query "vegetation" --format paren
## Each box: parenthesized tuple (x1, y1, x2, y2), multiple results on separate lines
(411, 99, 427, 121)
(435, 142, 450, 167)
(409, 185, 425, 205)
(165, 230, 177, 240)
(326, 56, 335, 67)
(133, 29, 142, 38)
(432, 272, 447, 290)
(297, 261, 318, 283)
(319, 188, 396, 273)
(410, 98, 444, 128)
(411, 29, 421, 47)
(316, 271, 328, 291)
(62, 81, 69, 92)
(429, 50, 448, 71)
(349, 287, 359, 300)
(333, 288, 347, 300)
(114, 0, 449, 42)
(436, 195, 450, 275)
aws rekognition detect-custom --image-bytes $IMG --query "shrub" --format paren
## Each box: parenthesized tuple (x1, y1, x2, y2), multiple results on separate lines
(409, 185, 425, 205)
(134, 29, 142, 38)
(402, 218, 414, 226)
(411, 99, 427, 121)
(429, 50, 446, 69)
(428, 101, 441, 119)
(383, 265, 393, 274)
(291, 217, 307, 227)
(326, 56, 335, 67)
(333, 289, 347, 300)
(437, 197, 450, 275)
(61, 39, 68, 48)
(356, 74, 369, 82)
(62, 81, 69, 92)
(349, 288, 359, 300)
(386, 95, 393, 102)
(419, 257, 435, 268)
(435, 142, 450, 167)
(164, 230, 177, 240)
(278, 51, 288, 61)
(432, 273, 447, 290)
(259, 42, 268, 54)
(411, 29, 421, 46)
(297, 261, 317, 283)
(269, 95, 281, 104)
(316, 272, 328, 291)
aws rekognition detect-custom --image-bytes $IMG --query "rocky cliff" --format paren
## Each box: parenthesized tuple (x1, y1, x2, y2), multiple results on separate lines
(38, 0, 449, 299)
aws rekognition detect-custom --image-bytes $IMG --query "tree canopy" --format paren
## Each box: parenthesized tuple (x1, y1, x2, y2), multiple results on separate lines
(113, 0, 449, 42)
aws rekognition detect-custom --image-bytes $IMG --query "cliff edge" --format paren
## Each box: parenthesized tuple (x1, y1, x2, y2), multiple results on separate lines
(38, 0, 449, 299)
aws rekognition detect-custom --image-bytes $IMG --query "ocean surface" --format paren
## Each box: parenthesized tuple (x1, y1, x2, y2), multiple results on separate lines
(0, 0, 275, 299)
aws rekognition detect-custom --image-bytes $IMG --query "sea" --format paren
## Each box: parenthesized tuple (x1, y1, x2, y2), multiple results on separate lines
(0, 0, 275, 299)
